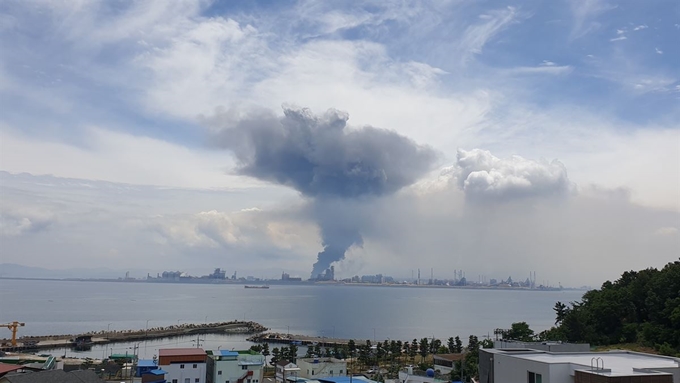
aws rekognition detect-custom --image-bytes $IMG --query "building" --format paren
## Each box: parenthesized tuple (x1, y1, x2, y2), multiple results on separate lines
(141, 369, 169, 383)
(159, 348, 208, 383)
(432, 354, 465, 375)
(276, 360, 300, 383)
(479, 348, 680, 383)
(138, 359, 160, 377)
(206, 350, 265, 383)
(297, 358, 347, 379)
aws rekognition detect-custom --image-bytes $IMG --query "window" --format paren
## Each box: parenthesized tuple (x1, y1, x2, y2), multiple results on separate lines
(242, 365, 248, 370)
(528, 372, 542, 383)
(172, 380, 178, 383)
(340, 370, 343, 374)
(196, 379, 200, 383)
(312, 370, 315, 376)
(218, 371, 223, 375)
(181, 364, 185, 369)
(185, 378, 190, 383)
(193, 364, 198, 368)
(330, 370, 334, 375)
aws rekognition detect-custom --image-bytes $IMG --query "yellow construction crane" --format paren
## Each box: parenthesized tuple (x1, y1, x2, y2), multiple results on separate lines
(1, 321, 25, 347)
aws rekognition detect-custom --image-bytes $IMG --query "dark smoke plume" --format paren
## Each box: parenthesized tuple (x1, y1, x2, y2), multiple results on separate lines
(210, 106, 437, 277)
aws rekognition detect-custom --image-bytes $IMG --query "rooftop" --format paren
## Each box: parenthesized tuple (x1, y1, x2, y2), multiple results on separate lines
(493, 350, 680, 377)
(159, 348, 207, 356)
(137, 359, 157, 368)
(433, 354, 465, 362)
(0, 363, 23, 375)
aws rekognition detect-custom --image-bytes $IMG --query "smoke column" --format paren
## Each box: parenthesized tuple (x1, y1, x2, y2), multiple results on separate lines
(210, 106, 436, 277)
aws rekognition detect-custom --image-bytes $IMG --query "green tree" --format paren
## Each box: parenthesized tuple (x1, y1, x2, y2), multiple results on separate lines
(447, 337, 455, 353)
(554, 301, 568, 325)
(418, 338, 429, 361)
(454, 336, 463, 353)
(289, 343, 298, 363)
(262, 343, 270, 359)
(270, 347, 280, 366)
(505, 322, 535, 342)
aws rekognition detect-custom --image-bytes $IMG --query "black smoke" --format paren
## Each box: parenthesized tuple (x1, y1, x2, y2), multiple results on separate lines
(210, 106, 437, 277)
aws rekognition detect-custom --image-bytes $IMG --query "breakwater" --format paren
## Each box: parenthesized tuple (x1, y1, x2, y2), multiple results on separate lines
(1, 321, 268, 352)
(248, 332, 369, 347)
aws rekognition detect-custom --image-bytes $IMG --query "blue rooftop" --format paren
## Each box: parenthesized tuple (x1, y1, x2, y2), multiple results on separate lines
(148, 369, 168, 375)
(138, 360, 157, 368)
(218, 350, 239, 357)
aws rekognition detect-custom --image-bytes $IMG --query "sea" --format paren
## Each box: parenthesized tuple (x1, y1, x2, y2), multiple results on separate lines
(0, 279, 585, 359)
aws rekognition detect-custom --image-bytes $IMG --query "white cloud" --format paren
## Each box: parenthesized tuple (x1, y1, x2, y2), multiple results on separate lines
(569, 0, 616, 39)
(454, 149, 572, 201)
(633, 24, 648, 31)
(610, 36, 627, 42)
(655, 47, 663, 55)
(459, 6, 520, 62)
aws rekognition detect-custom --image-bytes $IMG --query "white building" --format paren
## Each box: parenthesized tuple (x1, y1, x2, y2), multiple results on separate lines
(297, 358, 347, 379)
(159, 348, 208, 383)
(479, 348, 680, 383)
(206, 350, 265, 383)
(276, 360, 300, 383)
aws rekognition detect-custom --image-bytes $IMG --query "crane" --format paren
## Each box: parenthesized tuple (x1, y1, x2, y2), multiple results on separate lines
(1, 321, 25, 347)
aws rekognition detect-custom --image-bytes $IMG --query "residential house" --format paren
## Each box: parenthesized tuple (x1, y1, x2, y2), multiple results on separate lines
(159, 348, 208, 383)
(275, 360, 300, 383)
(206, 350, 265, 383)
(297, 358, 347, 379)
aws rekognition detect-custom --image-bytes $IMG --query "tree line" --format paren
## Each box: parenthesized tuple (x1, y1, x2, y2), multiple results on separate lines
(251, 334, 492, 382)
(504, 260, 680, 357)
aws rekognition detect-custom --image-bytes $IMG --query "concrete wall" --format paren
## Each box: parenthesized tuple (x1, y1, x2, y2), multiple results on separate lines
(162, 362, 207, 383)
(493, 353, 564, 383)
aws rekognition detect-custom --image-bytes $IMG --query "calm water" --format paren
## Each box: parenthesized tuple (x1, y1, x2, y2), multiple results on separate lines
(0, 279, 584, 359)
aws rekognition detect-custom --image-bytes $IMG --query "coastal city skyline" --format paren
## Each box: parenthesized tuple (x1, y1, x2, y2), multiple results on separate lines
(1, 0, 678, 288)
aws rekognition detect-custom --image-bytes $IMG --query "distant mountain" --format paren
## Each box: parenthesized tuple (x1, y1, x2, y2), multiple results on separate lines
(0, 263, 152, 279)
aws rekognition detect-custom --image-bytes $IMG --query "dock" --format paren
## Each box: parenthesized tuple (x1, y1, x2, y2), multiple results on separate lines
(1, 321, 268, 352)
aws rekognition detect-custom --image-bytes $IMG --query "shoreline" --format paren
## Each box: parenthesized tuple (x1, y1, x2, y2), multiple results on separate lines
(0, 277, 578, 291)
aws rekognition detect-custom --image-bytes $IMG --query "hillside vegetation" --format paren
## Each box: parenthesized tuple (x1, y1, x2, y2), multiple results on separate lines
(539, 260, 680, 356)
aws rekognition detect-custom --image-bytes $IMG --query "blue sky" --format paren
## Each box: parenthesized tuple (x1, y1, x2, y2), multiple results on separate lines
(0, 0, 678, 284)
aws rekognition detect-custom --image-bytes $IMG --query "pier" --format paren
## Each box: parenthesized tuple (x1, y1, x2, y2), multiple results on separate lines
(0, 321, 268, 352)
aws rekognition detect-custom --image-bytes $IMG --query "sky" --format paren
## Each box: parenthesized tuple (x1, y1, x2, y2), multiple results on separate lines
(0, 0, 678, 286)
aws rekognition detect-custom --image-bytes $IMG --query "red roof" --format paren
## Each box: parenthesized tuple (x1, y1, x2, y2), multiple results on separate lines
(159, 348, 206, 356)
(0, 363, 23, 375)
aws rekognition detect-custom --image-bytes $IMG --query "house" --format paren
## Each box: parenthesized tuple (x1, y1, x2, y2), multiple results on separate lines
(297, 358, 347, 379)
(275, 360, 300, 383)
(206, 350, 265, 383)
(142, 368, 169, 383)
(396, 365, 447, 383)
(138, 359, 160, 377)
(0, 364, 22, 378)
(159, 348, 208, 383)
(479, 348, 680, 383)
(0, 369, 105, 383)
(432, 354, 465, 375)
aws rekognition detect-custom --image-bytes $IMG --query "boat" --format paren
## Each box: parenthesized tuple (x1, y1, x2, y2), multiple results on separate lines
(244, 285, 270, 289)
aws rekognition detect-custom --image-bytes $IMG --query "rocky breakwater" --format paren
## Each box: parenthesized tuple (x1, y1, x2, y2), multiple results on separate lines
(4, 321, 269, 351)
